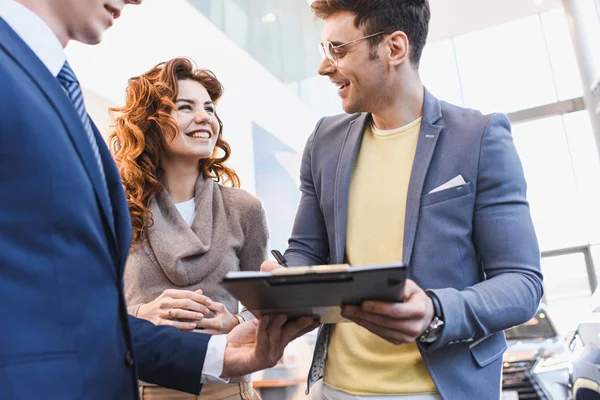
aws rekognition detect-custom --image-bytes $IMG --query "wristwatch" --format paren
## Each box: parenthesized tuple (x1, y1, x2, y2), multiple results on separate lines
(419, 291, 444, 344)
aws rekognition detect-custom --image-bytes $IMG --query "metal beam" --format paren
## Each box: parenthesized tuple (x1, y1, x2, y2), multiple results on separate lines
(584, 246, 598, 292)
(507, 97, 585, 124)
(562, 0, 600, 166)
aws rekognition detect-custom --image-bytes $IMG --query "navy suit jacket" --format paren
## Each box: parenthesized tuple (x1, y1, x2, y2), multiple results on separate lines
(285, 89, 544, 399)
(0, 18, 210, 399)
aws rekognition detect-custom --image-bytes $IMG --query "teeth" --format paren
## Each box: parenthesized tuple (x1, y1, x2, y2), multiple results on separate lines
(189, 132, 210, 139)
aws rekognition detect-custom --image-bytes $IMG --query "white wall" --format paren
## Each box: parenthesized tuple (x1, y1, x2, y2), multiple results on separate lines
(67, 0, 320, 193)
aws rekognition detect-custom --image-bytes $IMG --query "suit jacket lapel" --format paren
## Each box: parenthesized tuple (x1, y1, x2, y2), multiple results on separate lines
(403, 88, 443, 268)
(92, 122, 130, 268)
(333, 113, 369, 264)
(0, 19, 118, 248)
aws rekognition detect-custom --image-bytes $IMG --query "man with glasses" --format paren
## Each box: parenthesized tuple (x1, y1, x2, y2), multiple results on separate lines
(262, 0, 543, 399)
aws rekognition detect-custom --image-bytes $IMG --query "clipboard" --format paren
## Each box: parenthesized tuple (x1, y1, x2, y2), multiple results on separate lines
(220, 262, 406, 323)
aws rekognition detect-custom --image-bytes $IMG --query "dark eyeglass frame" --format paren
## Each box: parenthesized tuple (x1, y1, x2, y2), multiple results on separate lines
(319, 31, 388, 66)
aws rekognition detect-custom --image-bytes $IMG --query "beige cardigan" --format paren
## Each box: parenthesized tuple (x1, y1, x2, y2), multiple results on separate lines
(124, 175, 268, 323)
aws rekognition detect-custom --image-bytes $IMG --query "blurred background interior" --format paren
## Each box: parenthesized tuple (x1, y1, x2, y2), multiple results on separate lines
(69, 0, 600, 398)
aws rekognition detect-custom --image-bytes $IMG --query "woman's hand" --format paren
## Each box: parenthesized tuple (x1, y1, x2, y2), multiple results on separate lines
(137, 289, 211, 331)
(195, 300, 240, 334)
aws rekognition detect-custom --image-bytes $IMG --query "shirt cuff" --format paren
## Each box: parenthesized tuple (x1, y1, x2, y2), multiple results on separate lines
(201, 335, 230, 384)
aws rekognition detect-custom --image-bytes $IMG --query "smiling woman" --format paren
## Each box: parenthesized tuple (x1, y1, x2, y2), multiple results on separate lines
(109, 58, 238, 244)
(108, 58, 266, 400)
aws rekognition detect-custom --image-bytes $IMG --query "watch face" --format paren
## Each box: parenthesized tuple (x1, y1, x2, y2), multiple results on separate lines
(419, 317, 444, 343)
(433, 317, 444, 328)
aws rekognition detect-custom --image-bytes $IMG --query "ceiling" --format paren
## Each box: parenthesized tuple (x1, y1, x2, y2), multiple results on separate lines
(427, 0, 563, 41)
(305, 0, 564, 42)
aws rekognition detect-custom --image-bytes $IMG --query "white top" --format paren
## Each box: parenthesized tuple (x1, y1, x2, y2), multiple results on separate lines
(175, 198, 196, 227)
(372, 116, 422, 136)
(0, 0, 227, 384)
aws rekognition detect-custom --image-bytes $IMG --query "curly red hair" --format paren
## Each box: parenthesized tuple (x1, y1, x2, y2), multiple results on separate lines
(108, 58, 240, 245)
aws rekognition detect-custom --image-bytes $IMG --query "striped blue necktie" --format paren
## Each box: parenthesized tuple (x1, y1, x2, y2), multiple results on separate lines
(57, 61, 113, 223)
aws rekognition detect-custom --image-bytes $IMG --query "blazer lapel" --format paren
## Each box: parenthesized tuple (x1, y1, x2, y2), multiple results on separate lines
(0, 19, 117, 246)
(403, 88, 443, 268)
(333, 113, 369, 264)
(92, 121, 128, 266)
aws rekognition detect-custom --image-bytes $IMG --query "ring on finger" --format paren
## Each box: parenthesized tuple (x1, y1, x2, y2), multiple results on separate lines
(168, 308, 174, 320)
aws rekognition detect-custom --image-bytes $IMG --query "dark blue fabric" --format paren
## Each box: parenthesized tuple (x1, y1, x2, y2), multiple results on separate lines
(0, 18, 209, 399)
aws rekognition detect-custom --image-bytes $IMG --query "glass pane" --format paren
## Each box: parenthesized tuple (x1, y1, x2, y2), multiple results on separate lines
(454, 15, 557, 113)
(512, 116, 588, 250)
(420, 39, 464, 106)
(543, 253, 592, 300)
(288, 75, 344, 117)
(563, 111, 600, 244)
(542, 253, 593, 334)
(189, 0, 322, 84)
(541, 9, 584, 100)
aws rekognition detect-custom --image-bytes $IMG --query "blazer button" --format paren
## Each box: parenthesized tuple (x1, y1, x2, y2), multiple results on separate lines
(125, 350, 134, 368)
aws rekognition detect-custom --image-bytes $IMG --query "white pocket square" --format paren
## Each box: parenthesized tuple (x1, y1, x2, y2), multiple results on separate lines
(428, 175, 466, 194)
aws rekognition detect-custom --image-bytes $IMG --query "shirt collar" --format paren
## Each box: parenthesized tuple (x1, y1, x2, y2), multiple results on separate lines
(0, 0, 66, 77)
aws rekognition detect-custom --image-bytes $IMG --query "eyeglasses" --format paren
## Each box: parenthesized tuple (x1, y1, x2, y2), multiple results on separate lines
(319, 31, 388, 66)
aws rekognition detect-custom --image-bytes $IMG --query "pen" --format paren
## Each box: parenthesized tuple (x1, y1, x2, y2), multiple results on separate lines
(270, 250, 289, 268)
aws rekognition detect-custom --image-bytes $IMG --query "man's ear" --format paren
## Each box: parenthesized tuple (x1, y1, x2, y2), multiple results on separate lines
(387, 31, 409, 67)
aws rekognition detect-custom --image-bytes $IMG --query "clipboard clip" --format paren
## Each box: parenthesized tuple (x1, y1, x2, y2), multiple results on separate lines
(270, 264, 350, 276)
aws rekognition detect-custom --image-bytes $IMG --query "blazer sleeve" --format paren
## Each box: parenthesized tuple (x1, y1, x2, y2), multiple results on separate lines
(426, 113, 544, 351)
(284, 117, 331, 267)
(129, 315, 210, 394)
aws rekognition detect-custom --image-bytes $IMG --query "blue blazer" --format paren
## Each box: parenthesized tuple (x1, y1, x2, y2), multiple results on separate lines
(285, 89, 544, 399)
(0, 19, 210, 399)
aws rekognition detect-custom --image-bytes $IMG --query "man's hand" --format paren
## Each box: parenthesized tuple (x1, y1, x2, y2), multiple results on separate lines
(341, 279, 434, 345)
(221, 315, 319, 378)
(260, 260, 284, 273)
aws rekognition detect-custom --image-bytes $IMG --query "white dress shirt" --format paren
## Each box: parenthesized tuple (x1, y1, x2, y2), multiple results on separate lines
(0, 0, 228, 384)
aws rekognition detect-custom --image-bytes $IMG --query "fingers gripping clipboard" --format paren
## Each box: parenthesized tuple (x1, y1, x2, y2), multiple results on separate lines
(220, 262, 406, 323)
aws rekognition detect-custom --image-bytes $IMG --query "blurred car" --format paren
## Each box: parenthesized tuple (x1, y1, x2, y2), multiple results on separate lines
(502, 307, 570, 400)
(569, 292, 600, 400)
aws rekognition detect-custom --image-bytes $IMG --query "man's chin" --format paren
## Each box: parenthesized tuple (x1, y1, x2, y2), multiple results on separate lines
(74, 29, 104, 46)
(341, 102, 361, 115)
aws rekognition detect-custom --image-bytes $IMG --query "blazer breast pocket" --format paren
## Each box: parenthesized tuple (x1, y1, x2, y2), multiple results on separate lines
(421, 181, 473, 208)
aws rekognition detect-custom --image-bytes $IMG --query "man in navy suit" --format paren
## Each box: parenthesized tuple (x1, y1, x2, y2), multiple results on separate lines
(0, 0, 318, 398)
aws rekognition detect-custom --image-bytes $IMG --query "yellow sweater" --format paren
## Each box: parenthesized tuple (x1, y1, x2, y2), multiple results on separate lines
(323, 117, 437, 395)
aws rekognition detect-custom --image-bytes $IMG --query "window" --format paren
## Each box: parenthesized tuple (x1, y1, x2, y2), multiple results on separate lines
(453, 16, 558, 113)
(541, 253, 593, 334)
(512, 116, 588, 251)
(563, 111, 600, 244)
(541, 9, 584, 100)
(420, 39, 463, 107)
